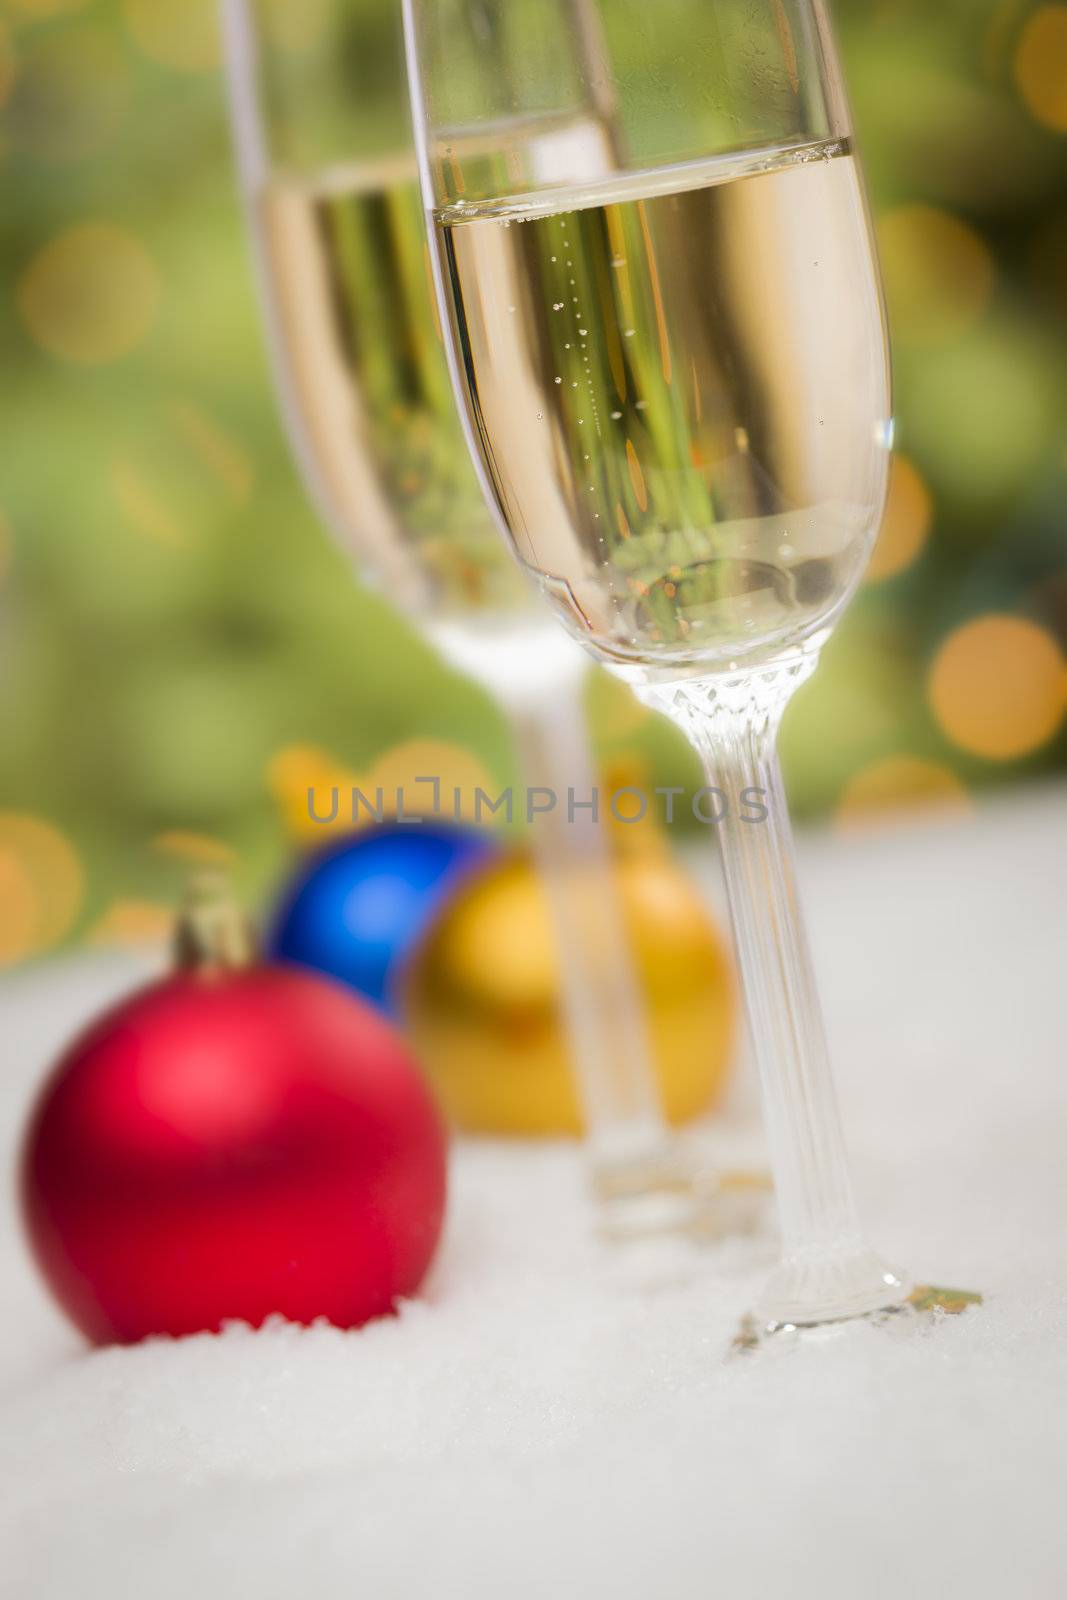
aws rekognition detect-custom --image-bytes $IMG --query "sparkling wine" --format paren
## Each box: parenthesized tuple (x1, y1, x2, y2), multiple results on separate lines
(436, 139, 892, 676)
(258, 161, 528, 619)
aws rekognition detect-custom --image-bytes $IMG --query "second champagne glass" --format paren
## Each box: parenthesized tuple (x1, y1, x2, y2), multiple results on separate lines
(406, 0, 975, 1334)
(221, 0, 727, 1236)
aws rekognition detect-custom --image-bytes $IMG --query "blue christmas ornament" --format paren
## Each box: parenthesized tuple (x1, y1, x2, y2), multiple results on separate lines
(267, 824, 497, 1018)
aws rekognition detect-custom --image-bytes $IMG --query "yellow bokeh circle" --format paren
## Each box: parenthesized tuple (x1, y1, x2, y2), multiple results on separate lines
(18, 222, 160, 365)
(90, 899, 174, 949)
(1015, 5, 1067, 134)
(836, 757, 970, 832)
(110, 457, 185, 546)
(123, 0, 219, 73)
(153, 832, 236, 867)
(0, 813, 84, 966)
(929, 615, 1067, 761)
(866, 455, 933, 583)
(0, 852, 39, 968)
(877, 205, 995, 343)
(170, 403, 254, 506)
(267, 744, 365, 844)
(269, 740, 505, 842)
(110, 402, 255, 548)
(368, 740, 501, 828)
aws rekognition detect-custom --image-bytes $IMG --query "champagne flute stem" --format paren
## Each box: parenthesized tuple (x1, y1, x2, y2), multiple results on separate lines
(643, 654, 906, 1323)
(506, 675, 677, 1194)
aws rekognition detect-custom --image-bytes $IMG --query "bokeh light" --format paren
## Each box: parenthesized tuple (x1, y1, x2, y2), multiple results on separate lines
(0, 813, 84, 966)
(865, 455, 933, 583)
(368, 741, 502, 828)
(90, 899, 173, 948)
(169, 403, 254, 507)
(109, 402, 254, 548)
(1015, 5, 1067, 134)
(153, 832, 236, 867)
(0, 852, 38, 968)
(111, 458, 185, 545)
(269, 739, 505, 841)
(18, 222, 160, 365)
(928, 615, 1067, 761)
(877, 206, 995, 343)
(836, 757, 971, 832)
(268, 745, 365, 844)
(122, 0, 220, 74)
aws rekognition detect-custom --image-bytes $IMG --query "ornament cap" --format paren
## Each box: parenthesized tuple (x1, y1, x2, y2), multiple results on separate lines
(174, 871, 257, 974)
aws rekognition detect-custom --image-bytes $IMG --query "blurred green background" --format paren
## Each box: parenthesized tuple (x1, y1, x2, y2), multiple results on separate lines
(1, 0, 1066, 966)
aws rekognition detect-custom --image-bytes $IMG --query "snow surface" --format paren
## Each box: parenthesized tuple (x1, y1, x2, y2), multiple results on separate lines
(2, 789, 1066, 1598)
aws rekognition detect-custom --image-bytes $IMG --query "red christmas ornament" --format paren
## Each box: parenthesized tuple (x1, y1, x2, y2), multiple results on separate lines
(20, 878, 447, 1344)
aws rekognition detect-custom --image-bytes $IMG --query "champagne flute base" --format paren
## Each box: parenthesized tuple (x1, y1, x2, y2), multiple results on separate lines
(590, 1136, 705, 1242)
(753, 1244, 908, 1328)
(591, 1139, 773, 1243)
(733, 1282, 983, 1354)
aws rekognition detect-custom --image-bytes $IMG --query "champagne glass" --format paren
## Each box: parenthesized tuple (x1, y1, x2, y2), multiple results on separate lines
(404, 0, 975, 1333)
(220, 0, 729, 1237)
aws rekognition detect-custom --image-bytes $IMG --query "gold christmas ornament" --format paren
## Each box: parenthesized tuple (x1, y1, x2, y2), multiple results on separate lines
(400, 847, 736, 1136)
